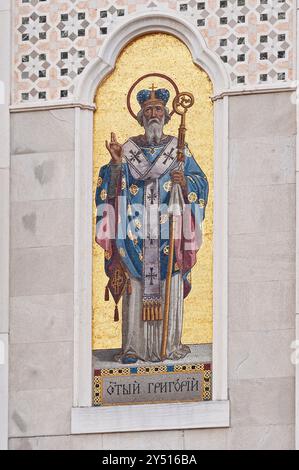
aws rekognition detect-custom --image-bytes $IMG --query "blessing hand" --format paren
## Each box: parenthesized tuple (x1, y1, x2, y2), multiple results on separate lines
(105, 132, 122, 164)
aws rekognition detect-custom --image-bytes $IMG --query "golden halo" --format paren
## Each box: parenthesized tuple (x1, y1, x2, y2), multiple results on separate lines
(127, 73, 180, 121)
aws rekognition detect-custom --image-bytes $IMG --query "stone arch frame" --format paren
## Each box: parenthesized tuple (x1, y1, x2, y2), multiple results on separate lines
(71, 10, 230, 432)
(74, 11, 229, 104)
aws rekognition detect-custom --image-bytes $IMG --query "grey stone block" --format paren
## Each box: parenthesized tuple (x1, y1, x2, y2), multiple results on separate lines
(11, 151, 74, 202)
(229, 231, 295, 282)
(229, 92, 296, 139)
(227, 424, 294, 450)
(10, 341, 73, 392)
(229, 329, 295, 380)
(10, 293, 74, 344)
(229, 280, 295, 332)
(10, 246, 73, 297)
(9, 388, 72, 437)
(228, 282, 251, 332)
(229, 136, 295, 188)
(70, 434, 103, 450)
(11, 109, 75, 155)
(0, 1, 12, 12)
(229, 184, 295, 235)
(230, 377, 295, 427)
(102, 430, 184, 450)
(0, 169, 9, 333)
(11, 199, 74, 248)
(183, 428, 227, 450)
(9, 435, 71, 450)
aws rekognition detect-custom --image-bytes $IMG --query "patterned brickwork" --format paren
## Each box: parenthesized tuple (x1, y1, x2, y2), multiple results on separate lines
(14, 0, 295, 103)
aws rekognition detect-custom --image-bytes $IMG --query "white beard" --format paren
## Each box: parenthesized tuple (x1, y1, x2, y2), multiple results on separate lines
(143, 117, 165, 145)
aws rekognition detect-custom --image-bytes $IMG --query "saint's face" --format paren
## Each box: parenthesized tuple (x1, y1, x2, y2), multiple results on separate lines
(143, 104, 165, 123)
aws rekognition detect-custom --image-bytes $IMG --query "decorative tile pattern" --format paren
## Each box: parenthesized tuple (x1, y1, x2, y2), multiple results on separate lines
(14, 0, 295, 103)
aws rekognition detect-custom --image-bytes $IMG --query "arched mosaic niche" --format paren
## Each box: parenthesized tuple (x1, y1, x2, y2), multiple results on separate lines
(92, 32, 214, 406)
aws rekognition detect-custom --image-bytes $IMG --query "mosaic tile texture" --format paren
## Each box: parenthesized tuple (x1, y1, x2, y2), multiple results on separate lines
(14, 0, 295, 103)
(92, 33, 214, 349)
(93, 363, 212, 405)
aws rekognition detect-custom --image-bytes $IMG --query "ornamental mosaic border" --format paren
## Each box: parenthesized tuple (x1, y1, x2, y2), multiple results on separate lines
(14, 0, 295, 103)
(93, 362, 212, 405)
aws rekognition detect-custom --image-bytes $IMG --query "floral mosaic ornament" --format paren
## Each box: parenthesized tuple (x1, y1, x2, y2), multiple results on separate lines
(15, 0, 294, 103)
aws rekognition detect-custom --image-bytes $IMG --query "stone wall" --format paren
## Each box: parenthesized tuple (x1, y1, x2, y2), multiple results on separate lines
(8, 91, 296, 450)
(9, 109, 75, 440)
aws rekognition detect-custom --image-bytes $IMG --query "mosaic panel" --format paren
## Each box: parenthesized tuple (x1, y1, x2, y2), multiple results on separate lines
(93, 363, 212, 405)
(92, 33, 214, 349)
(14, 0, 295, 103)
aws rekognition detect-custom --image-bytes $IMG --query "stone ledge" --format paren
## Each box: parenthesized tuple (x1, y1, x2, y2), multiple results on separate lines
(71, 400, 230, 434)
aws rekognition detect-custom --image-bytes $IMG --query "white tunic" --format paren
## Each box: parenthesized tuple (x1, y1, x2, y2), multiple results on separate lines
(115, 274, 190, 362)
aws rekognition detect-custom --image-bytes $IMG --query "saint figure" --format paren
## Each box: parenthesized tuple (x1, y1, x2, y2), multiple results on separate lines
(95, 86, 208, 364)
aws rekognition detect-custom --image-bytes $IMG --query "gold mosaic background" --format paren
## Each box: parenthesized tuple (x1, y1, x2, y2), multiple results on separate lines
(92, 33, 213, 350)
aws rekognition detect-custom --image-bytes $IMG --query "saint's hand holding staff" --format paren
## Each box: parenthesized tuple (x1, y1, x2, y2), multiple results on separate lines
(95, 75, 209, 364)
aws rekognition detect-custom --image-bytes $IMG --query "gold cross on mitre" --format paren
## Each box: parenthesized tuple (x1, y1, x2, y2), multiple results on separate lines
(149, 83, 157, 100)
